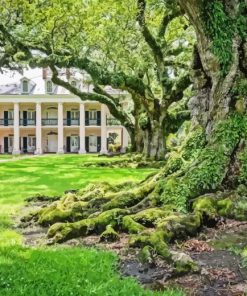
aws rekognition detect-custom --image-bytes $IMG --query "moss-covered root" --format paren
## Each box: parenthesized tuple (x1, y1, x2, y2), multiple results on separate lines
(122, 208, 173, 234)
(37, 195, 89, 226)
(47, 209, 128, 243)
(129, 212, 202, 259)
(129, 230, 172, 260)
(100, 225, 120, 242)
(102, 180, 156, 211)
(193, 191, 247, 221)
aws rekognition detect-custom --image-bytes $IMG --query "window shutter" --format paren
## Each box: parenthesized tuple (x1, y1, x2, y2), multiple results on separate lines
(23, 111, 27, 126)
(4, 137, 8, 153)
(85, 111, 89, 126)
(66, 137, 71, 153)
(4, 111, 8, 126)
(97, 137, 101, 152)
(23, 137, 28, 153)
(67, 111, 71, 126)
(97, 111, 101, 126)
(85, 137, 89, 152)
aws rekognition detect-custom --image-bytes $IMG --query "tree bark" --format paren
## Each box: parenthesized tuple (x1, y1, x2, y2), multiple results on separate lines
(180, 0, 247, 134)
(142, 120, 165, 160)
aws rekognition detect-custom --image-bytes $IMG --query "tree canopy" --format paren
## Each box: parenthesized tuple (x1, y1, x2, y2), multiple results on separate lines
(0, 0, 195, 159)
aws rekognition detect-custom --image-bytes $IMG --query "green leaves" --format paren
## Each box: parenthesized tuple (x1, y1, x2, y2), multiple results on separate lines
(201, 0, 247, 77)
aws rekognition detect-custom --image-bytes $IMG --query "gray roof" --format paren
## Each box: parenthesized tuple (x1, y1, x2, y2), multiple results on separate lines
(0, 68, 125, 96)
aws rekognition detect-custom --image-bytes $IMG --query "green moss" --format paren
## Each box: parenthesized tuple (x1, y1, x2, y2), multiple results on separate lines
(193, 196, 218, 218)
(180, 125, 206, 161)
(164, 152, 184, 175)
(239, 147, 247, 186)
(122, 216, 146, 234)
(38, 199, 89, 226)
(217, 198, 233, 217)
(100, 225, 120, 242)
(130, 208, 172, 226)
(48, 208, 128, 243)
(174, 258, 199, 275)
(102, 192, 139, 211)
(157, 213, 202, 240)
(102, 181, 155, 211)
(129, 230, 171, 260)
(138, 245, 154, 264)
(158, 115, 246, 210)
(233, 198, 247, 221)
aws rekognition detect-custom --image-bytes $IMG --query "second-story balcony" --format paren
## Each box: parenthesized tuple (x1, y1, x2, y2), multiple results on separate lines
(85, 119, 101, 126)
(19, 119, 36, 126)
(63, 118, 80, 126)
(42, 118, 58, 126)
(0, 119, 14, 126)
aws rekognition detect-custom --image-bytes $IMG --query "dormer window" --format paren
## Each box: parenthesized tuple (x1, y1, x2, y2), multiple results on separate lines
(71, 80, 77, 88)
(46, 80, 53, 94)
(22, 80, 29, 94)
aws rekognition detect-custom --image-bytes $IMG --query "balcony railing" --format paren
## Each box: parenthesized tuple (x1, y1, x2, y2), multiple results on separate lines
(0, 117, 122, 127)
(19, 119, 36, 126)
(42, 118, 58, 126)
(63, 118, 80, 126)
(0, 119, 14, 126)
(107, 118, 121, 126)
(85, 119, 101, 126)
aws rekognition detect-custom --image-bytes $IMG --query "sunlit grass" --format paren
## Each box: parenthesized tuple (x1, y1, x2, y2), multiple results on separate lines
(0, 154, 155, 229)
(0, 155, 186, 296)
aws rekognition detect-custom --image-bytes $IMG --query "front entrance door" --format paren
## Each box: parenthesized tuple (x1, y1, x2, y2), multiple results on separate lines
(71, 136, 79, 152)
(48, 135, 58, 152)
(89, 135, 97, 153)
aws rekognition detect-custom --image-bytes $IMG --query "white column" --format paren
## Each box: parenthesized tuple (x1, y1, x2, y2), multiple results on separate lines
(100, 104, 107, 154)
(12, 102, 20, 155)
(57, 102, 64, 154)
(35, 103, 42, 154)
(122, 127, 129, 148)
(79, 103, 86, 154)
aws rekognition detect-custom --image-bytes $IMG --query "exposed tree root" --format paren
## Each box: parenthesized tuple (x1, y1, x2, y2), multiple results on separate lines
(21, 115, 247, 274)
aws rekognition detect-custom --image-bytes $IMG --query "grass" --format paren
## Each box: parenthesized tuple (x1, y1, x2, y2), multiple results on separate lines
(0, 154, 17, 159)
(0, 154, 155, 229)
(0, 154, 183, 296)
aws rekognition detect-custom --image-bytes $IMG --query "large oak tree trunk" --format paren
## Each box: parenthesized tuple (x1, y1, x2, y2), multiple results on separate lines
(142, 121, 165, 160)
(180, 0, 247, 134)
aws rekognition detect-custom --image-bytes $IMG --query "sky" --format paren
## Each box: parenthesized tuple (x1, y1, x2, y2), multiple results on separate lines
(0, 68, 41, 85)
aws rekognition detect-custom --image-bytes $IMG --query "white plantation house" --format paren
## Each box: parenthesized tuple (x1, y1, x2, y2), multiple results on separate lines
(0, 68, 129, 155)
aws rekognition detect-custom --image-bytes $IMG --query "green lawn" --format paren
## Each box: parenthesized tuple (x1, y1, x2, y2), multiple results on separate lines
(0, 154, 18, 159)
(0, 155, 183, 296)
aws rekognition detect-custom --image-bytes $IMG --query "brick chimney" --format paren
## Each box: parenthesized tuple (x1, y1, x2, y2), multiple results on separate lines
(42, 68, 48, 80)
(66, 68, 71, 80)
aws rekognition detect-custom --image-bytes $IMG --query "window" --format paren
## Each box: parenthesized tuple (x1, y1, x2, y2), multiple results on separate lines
(28, 136, 36, 147)
(46, 80, 53, 93)
(71, 80, 77, 88)
(28, 110, 35, 120)
(71, 110, 79, 119)
(22, 80, 29, 93)
(89, 110, 97, 120)
(9, 137, 13, 147)
(8, 110, 14, 120)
